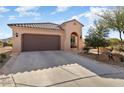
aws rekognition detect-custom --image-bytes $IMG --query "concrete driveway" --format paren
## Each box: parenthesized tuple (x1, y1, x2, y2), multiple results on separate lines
(1, 51, 124, 87)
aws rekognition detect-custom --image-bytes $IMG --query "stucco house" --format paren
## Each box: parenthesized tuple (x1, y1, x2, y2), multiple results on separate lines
(8, 19, 84, 53)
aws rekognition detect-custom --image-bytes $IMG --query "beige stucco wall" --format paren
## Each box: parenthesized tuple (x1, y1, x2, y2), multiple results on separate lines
(9, 20, 84, 53)
(11, 26, 65, 53)
(61, 20, 84, 52)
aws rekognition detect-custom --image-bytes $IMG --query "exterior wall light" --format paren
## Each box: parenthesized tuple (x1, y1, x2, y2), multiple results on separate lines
(16, 33, 18, 37)
(80, 35, 82, 38)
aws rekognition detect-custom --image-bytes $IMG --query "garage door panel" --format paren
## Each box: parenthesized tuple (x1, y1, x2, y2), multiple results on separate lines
(22, 34, 60, 51)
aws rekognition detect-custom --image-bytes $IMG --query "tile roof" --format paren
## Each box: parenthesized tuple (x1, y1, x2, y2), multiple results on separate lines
(61, 19, 84, 26)
(8, 19, 84, 30)
(8, 23, 61, 30)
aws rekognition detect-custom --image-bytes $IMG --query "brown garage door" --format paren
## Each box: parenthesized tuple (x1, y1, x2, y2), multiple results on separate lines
(22, 34, 61, 51)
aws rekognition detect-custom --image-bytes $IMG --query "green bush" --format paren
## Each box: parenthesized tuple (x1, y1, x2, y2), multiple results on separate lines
(112, 45, 124, 52)
(0, 53, 7, 63)
(119, 47, 124, 52)
(7, 40, 13, 46)
(0, 58, 3, 63)
(8, 43, 12, 46)
(120, 56, 124, 62)
(2, 42, 8, 47)
(0, 41, 2, 47)
(83, 47, 91, 54)
(2, 40, 13, 47)
(0, 53, 7, 59)
(108, 38, 120, 46)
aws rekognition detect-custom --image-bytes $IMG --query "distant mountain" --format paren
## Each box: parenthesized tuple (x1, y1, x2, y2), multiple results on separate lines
(0, 37, 12, 42)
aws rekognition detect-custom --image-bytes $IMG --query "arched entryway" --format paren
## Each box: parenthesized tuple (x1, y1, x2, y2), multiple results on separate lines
(70, 32, 79, 49)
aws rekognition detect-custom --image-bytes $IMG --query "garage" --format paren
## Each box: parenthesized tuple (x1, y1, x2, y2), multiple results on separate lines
(22, 34, 61, 51)
(8, 20, 83, 53)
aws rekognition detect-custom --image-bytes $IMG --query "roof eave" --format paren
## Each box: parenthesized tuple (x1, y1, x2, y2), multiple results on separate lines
(8, 25, 62, 31)
(60, 19, 84, 27)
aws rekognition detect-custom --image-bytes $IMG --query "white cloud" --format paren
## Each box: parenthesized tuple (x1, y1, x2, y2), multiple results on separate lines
(0, 30, 11, 39)
(15, 6, 41, 17)
(71, 13, 85, 20)
(51, 6, 71, 14)
(71, 7, 109, 37)
(9, 15, 16, 20)
(71, 7, 108, 30)
(0, 7, 9, 13)
(72, 7, 107, 20)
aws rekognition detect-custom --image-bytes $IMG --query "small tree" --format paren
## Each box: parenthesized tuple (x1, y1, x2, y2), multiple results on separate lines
(7, 40, 13, 46)
(98, 7, 124, 46)
(108, 38, 120, 46)
(85, 20, 109, 55)
(0, 41, 2, 47)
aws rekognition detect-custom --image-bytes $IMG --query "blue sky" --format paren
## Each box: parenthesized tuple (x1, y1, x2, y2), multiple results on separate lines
(0, 6, 124, 39)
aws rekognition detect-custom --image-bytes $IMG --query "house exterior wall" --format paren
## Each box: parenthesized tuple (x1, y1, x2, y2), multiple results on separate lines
(11, 26, 65, 53)
(61, 20, 84, 52)
(9, 20, 84, 53)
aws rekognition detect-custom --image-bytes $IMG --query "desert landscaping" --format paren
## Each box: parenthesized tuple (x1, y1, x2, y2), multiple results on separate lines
(0, 38, 12, 69)
(0, 6, 124, 87)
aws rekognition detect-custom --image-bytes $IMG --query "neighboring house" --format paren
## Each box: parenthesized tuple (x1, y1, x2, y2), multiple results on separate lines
(8, 19, 84, 53)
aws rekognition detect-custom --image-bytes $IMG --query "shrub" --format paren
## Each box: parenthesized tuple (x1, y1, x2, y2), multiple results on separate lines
(108, 38, 120, 46)
(0, 58, 3, 63)
(119, 47, 124, 52)
(83, 47, 90, 54)
(120, 56, 124, 62)
(113, 45, 124, 52)
(0, 53, 7, 59)
(0, 53, 7, 63)
(0, 41, 2, 47)
(2, 42, 8, 47)
(8, 43, 12, 46)
(7, 40, 13, 46)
